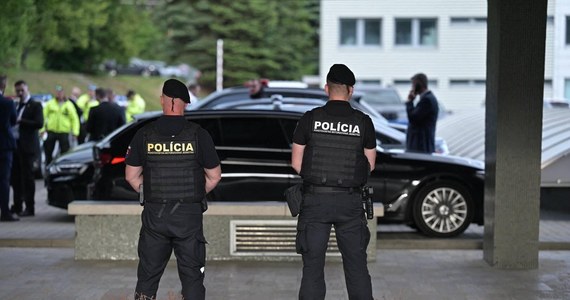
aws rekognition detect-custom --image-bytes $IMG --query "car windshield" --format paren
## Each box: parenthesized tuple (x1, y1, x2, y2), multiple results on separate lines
(359, 89, 402, 105)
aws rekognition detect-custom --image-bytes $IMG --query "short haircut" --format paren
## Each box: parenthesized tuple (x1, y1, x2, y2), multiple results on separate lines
(95, 88, 107, 99)
(326, 80, 351, 95)
(14, 80, 27, 87)
(411, 73, 428, 89)
(126, 90, 135, 98)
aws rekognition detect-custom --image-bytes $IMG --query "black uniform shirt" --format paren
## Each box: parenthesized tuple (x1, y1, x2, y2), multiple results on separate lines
(293, 100, 376, 149)
(125, 115, 220, 168)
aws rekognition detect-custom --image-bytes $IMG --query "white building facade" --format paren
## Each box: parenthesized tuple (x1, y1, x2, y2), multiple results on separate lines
(320, 0, 559, 111)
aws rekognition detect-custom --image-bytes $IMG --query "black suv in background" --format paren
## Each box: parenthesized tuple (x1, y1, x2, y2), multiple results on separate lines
(88, 107, 483, 237)
(45, 94, 482, 237)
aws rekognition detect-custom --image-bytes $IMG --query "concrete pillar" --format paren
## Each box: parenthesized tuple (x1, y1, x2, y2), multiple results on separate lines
(484, 0, 547, 269)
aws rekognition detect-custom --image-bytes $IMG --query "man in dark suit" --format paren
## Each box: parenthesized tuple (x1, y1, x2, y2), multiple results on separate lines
(0, 76, 19, 221)
(86, 88, 126, 141)
(11, 80, 44, 217)
(405, 73, 439, 153)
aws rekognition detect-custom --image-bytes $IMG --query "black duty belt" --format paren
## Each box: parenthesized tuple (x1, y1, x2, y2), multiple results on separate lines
(304, 185, 360, 194)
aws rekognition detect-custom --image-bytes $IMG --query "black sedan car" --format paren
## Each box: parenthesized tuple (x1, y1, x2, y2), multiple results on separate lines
(47, 100, 484, 237)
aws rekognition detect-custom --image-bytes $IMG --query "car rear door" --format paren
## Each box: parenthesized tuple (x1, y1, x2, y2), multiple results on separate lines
(194, 114, 296, 201)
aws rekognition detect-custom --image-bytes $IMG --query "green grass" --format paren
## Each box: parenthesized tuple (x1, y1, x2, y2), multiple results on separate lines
(2, 69, 165, 111)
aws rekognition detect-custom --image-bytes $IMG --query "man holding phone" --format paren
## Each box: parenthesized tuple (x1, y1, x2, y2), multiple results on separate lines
(405, 73, 439, 153)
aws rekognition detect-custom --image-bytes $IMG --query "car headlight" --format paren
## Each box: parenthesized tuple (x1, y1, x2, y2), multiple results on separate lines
(49, 163, 89, 175)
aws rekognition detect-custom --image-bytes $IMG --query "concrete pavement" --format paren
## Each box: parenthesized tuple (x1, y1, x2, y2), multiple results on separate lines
(1, 248, 569, 299)
(1, 180, 570, 299)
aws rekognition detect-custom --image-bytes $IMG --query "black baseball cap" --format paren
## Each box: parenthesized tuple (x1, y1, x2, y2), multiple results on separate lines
(326, 64, 355, 86)
(162, 79, 191, 103)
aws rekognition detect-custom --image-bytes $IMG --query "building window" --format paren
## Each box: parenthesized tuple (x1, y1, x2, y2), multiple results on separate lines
(564, 79, 570, 100)
(450, 79, 486, 87)
(364, 19, 381, 45)
(566, 16, 570, 45)
(393, 79, 438, 88)
(340, 19, 357, 45)
(357, 79, 382, 85)
(340, 18, 382, 46)
(395, 18, 437, 47)
(450, 17, 487, 25)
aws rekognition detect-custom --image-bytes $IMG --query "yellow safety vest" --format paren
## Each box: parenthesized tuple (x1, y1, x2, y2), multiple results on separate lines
(126, 94, 146, 122)
(43, 98, 80, 136)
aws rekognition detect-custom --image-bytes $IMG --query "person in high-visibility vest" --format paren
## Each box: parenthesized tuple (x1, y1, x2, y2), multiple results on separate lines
(125, 90, 146, 122)
(42, 85, 80, 165)
(76, 84, 96, 144)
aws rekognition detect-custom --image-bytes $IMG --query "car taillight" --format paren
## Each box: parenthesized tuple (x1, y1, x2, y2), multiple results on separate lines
(99, 153, 125, 166)
(100, 153, 113, 165)
(111, 157, 125, 165)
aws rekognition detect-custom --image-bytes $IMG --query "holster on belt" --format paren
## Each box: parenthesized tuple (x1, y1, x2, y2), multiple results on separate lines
(201, 196, 208, 213)
(284, 184, 303, 217)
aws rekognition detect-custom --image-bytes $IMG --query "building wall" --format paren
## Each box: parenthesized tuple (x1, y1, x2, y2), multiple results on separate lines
(553, 0, 570, 100)
(320, 0, 557, 111)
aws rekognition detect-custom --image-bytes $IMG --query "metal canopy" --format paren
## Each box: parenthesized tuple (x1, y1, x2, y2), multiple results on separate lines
(437, 109, 570, 187)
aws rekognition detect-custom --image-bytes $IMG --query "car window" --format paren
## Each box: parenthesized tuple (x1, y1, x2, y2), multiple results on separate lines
(219, 117, 290, 149)
(280, 118, 299, 145)
(360, 89, 402, 105)
(196, 92, 249, 109)
(190, 117, 222, 145)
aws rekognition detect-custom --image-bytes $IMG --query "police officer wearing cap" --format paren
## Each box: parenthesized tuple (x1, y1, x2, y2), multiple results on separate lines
(291, 64, 376, 300)
(125, 79, 221, 300)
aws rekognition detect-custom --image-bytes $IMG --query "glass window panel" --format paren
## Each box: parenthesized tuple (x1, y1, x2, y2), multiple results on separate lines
(566, 17, 570, 45)
(221, 118, 289, 149)
(395, 19, 412, 45)
(364, 19, 381, 45)
(450, 17, 470, 24)
(564, 79, 570, 100)
(340, 19, 357, 45)
(419, 19, 437, 46)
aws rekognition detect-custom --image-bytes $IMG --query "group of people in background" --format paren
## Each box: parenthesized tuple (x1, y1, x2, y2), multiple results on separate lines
(0, 75, 147, 221)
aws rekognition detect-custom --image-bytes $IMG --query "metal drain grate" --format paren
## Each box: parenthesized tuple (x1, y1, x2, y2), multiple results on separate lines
(230, 220, 340, 256)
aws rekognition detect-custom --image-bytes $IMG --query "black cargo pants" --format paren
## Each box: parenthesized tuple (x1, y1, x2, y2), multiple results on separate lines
(135, 202, 207, 300)
(296, 190, 373, 300)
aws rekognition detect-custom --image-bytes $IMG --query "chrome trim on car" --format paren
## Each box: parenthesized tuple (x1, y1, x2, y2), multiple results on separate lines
(221, 173, 299, 179)
(216, 146, 291, 153)
(221, 160, 291, 167)
(386, 193, 409, 212)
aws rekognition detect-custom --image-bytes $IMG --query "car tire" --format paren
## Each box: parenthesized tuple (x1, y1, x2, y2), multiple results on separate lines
(412, 180, 473, 238)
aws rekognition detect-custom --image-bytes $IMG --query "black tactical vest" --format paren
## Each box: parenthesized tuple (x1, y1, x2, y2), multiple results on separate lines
(143, 122, 205, 203)
(300, 107, 370, 187)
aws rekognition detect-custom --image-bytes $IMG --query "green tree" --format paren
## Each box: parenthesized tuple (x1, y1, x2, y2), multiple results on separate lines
(161, 0, 318, 89)
(267, 0, 318, 80)
(43, 0, 163, 73)
(0, 0, 35, 68)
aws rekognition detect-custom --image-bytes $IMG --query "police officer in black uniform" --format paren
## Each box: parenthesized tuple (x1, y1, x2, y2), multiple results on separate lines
(125, 79, 222, 300)
(291, 64, 377, 300)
